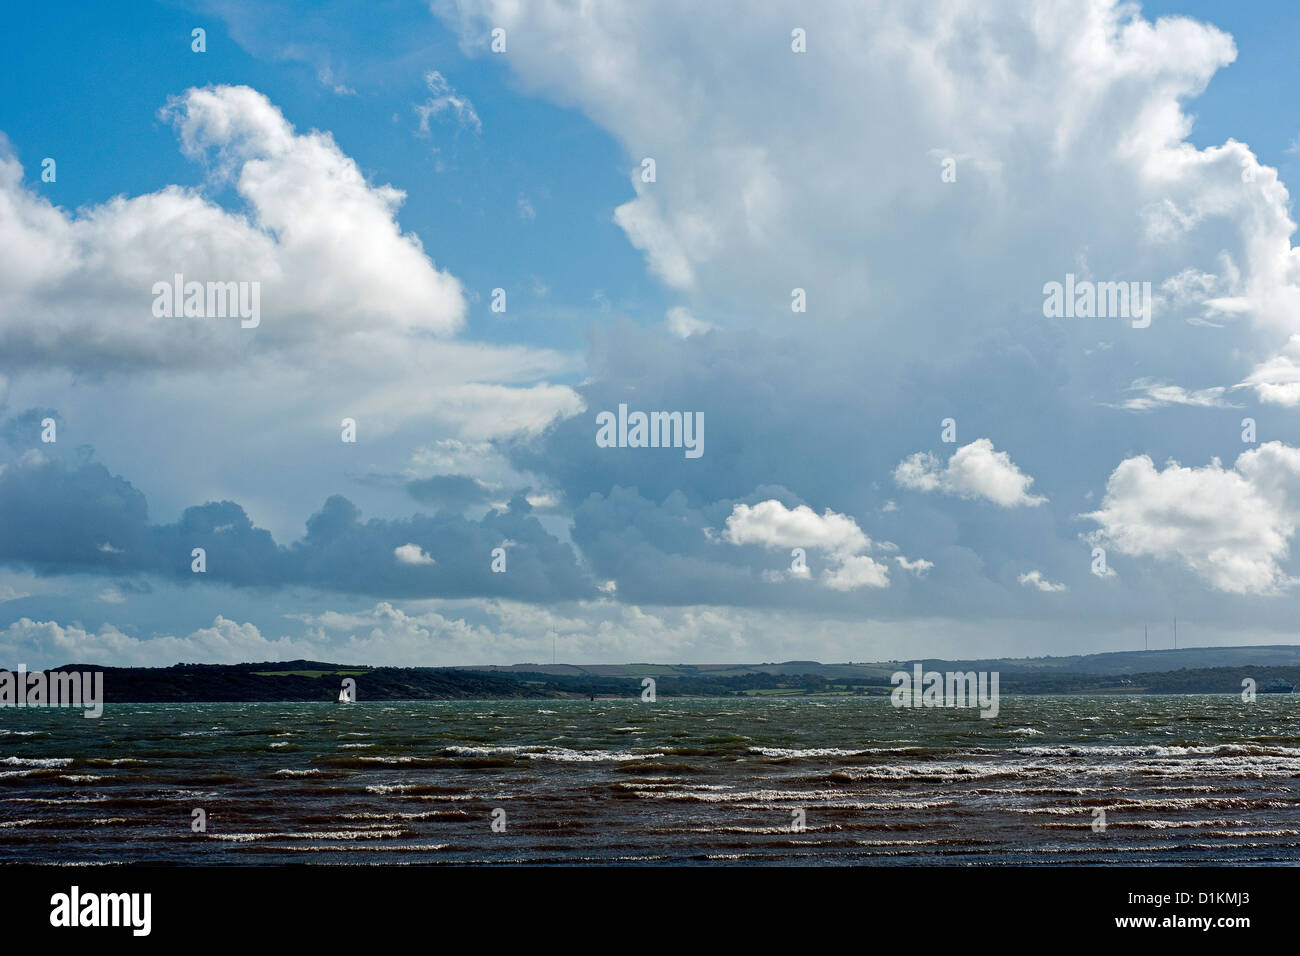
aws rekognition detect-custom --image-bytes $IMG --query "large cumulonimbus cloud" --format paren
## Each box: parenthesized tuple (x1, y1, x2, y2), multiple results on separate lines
(436, 0, 1300, 352)
(434, 0, 1300, 605)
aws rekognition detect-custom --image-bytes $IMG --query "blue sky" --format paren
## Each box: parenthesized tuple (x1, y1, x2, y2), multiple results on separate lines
(3, 0, 1300, 667)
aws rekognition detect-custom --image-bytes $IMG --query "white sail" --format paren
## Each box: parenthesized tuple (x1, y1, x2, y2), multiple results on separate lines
(338, 689, 350, 702)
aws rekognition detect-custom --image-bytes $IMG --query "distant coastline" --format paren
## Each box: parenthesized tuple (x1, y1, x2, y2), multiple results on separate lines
(24, 645, 1300, 702)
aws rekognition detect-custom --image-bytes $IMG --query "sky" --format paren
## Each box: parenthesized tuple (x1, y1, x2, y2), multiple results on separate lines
(3, 0, 1300, 668)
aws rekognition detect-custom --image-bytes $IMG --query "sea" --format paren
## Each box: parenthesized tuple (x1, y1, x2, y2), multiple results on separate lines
(2, 695, 1298, 865)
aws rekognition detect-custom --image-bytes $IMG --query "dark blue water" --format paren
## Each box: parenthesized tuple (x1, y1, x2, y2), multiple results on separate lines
(2, 695, 1298, 864)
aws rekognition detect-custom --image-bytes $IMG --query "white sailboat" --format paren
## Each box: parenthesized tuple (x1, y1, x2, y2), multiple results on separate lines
(338, 687, 353, 703)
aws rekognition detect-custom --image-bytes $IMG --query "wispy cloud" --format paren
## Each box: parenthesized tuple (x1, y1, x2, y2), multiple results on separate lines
(415, 70, 481, 135)
(1109, 379, 1241, 411)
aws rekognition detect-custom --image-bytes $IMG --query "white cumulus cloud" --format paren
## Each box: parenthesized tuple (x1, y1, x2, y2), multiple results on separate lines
(895, 439, 1046, 507)
(1018, 570, 1067, 593)
(394, 543, 437, 566)
(0, 85, 469, 374)
(1085, 441, 1300, 594)
(722, 499, 893, 590)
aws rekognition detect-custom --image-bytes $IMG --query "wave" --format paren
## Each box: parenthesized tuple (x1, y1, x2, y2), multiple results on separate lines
(1, 756, 72, 767)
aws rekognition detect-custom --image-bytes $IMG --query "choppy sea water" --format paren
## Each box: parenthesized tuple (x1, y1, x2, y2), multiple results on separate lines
(2, 695, 1298, 865)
